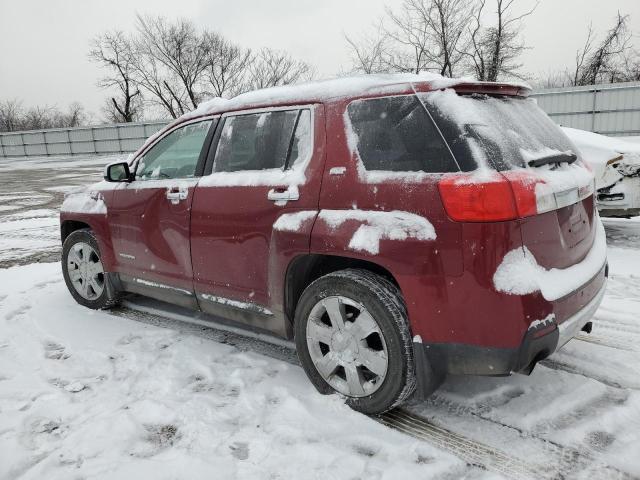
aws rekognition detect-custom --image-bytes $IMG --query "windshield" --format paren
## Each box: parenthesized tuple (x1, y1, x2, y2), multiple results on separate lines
(419, 90, 576, 171)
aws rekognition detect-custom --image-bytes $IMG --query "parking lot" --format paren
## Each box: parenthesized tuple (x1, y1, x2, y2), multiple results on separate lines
(0, 155, 639, 479)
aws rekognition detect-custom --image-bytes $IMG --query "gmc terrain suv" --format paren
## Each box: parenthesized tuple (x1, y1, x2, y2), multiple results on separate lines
(60, 74, 608, 414)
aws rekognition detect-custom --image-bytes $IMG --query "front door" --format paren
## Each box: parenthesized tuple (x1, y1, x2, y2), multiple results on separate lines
(190, 106, 324, 329)
(109, 118, 216, 306)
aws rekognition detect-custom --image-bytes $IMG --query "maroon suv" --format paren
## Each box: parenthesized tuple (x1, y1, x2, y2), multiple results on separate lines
(60, 74, 607, 414)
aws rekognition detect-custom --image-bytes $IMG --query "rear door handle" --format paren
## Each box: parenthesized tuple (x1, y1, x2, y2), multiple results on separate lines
(267, 186, 299, 202)
(166, 186, 188, 204)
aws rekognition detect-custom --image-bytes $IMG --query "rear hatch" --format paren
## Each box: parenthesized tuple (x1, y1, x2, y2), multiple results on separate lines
(419, 89, 596, 271)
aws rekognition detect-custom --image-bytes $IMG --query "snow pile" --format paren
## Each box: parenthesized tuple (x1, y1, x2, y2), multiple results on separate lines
(273, 211, 317, 232)
(493, 216, 607, 301)
(0, 263, 460, 479)
(60, 191, 107, 215)
(319, 210, 436, 254)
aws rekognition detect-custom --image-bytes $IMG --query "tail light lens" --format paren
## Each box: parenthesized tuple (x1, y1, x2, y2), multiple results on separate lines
(438, 170, 594, 222)
(438, 172, 521, 221)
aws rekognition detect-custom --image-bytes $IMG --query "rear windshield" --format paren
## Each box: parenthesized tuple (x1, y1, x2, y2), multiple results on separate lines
(347, 95, 461, 173)
(419, 91, 575, 171)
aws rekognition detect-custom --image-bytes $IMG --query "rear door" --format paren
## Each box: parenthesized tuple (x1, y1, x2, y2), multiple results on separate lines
(190, 106, 324, 332)
(109, 118, 216, 306)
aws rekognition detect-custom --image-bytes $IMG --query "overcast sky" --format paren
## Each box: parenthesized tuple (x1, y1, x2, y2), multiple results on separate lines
(1, 0, 639, 121)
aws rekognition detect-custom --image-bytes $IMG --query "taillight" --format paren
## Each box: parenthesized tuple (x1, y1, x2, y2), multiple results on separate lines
(438, 172, 522, 222)
(438, 170, 594, 222)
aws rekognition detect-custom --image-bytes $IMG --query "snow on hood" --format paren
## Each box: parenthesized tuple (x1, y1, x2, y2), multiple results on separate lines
(562, 127, 640, 189)
(493, 214, 607, 301)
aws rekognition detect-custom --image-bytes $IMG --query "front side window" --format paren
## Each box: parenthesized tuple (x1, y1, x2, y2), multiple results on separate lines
(347, 95, 458, 173)
(213, 109, 309, 173)
(137, 120, 213, 180)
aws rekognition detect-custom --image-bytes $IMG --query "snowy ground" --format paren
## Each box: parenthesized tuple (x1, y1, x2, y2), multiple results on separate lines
(0, 155, 639, 479)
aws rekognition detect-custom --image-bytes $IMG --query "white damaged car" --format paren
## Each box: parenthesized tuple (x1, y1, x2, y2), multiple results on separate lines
(563, 127, 640, 218)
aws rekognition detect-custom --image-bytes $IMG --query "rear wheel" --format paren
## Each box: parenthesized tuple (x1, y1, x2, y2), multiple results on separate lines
(295, 269, 416, 414)
(62, 229, 119, 309)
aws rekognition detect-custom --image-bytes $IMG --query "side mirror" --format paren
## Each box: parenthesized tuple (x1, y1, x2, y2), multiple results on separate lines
(104, 161, 131, 182)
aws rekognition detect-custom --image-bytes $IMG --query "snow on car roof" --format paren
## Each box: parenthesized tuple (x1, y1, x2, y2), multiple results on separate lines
(182, 73, 531, 120)
(135, 73, 531, 159)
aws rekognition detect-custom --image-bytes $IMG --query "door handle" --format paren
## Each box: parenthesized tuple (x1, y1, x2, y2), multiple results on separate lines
(267, 186, 299, 202)
(166, 186, 188, 204)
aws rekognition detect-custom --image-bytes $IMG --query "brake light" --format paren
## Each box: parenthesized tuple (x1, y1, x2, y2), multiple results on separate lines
(439, 169, 594, 222)
(438, 171, 542, 222)
(438, 172, 520, 221)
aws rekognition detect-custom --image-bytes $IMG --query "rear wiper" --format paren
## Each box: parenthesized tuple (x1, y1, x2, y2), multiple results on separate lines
(527, 151, 577, 168)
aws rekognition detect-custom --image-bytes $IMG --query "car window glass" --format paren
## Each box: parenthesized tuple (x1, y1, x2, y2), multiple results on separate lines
(213, 110, 300, 172)
(287, 109, 312, 169)
(137, 120, 212, 180)
(347, 95, 458, 173)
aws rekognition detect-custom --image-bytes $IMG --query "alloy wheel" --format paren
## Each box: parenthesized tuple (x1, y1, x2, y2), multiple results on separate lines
(306, 295, 388, 397)
(66, 241, 105, 300)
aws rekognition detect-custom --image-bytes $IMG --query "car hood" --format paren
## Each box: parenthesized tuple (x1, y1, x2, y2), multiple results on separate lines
(562, 127, 640, 189)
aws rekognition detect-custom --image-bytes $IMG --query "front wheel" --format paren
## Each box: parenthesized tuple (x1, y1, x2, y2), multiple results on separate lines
(294, 269, 417, 414)
(61, 229, 119, 309)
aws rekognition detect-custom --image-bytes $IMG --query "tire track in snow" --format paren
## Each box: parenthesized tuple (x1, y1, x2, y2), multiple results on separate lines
(378, 409, 560, 480)
(540, 359, 640, 390)
(409, 392, 634, 480)
(574, 333, 639, 352)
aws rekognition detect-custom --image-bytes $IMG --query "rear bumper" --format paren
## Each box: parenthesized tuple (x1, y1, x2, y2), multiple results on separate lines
(412, 274, 607, 398)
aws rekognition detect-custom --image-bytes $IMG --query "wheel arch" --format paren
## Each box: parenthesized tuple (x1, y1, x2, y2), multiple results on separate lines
(284, 253, 401, 326)
(60, 219, 91, 243)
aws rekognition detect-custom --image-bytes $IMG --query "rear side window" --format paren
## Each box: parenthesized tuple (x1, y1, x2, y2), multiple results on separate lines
(213, 109, 309, 173)
(347, 95, 459, 173)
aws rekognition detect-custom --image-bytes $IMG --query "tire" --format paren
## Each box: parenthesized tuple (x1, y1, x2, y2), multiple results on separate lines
(61, 229, 120, 310)
(294, 268, 416, 415)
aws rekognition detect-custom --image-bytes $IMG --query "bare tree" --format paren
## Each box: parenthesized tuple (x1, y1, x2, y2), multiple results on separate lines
(465, 0, 538, 81)
(244, 48, 314, 91)
(615, 50, 640, 82)
(0, 101, 86, 132)
(89, 31, 142, 123)
(345, 22, 392, 74)
(54, 102, 87, 128)
(572, 13, 630, 86)
(384, 0, 474, 76)
(90, 15, 317, 118)
(383, 0, 436, 74)
(134, 15, 211, 116)
(204, 34, 253, 98)
(0, 99, 23, 132)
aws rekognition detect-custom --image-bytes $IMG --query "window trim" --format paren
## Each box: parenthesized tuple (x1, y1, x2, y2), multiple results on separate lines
(131, 116, 220, 180)
(203, 104, 316, 177)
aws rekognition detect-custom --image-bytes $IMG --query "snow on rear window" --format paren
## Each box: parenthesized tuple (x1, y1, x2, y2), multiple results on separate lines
(420, 90, 575, 171)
